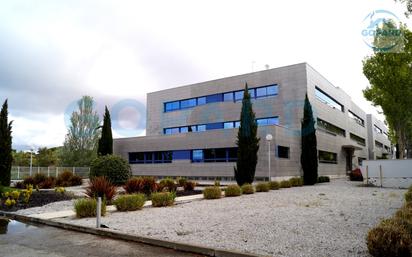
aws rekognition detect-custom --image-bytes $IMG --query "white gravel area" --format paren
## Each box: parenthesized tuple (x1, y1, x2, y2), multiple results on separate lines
(51, 179, 405, 257)
(16, 200, 75, 215)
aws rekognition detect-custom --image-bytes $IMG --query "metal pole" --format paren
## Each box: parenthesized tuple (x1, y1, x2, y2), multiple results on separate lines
(37, 166, 40, 174)
(56, 167, 59, 177)
(96, 197, 101, 228)
(379, 165, 383, 187)
(17, 166, 20, 180)
(268, 141, 271, 181)
(29, 151, 33, 177)
(73, 167, 75, 175)
(47, 167, 50, 177)
(365, 165, 369, 185)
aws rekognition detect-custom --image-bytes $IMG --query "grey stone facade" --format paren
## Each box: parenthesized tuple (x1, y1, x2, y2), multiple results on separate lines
(113, 63, 391, 180)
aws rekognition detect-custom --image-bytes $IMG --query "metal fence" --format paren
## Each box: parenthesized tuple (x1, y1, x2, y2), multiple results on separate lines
(11, 166, 90, 180)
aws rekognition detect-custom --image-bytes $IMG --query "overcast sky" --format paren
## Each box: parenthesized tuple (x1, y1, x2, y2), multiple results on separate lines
(1, 0, 411, 151)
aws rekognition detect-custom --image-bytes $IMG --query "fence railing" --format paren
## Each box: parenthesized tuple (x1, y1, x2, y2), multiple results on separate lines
(11, 166, 90, 180)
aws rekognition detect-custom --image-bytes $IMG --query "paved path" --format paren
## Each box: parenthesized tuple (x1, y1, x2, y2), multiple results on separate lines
(0, 220, 204, 257)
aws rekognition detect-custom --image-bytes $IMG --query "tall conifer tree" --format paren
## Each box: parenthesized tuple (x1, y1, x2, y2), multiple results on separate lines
(301, 94, 318, 185)
(98, 106, 113, 156)
(0, 100, 13, 186)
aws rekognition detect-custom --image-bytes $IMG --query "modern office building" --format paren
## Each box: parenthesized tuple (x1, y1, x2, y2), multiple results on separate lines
(113, 63, 391, 181)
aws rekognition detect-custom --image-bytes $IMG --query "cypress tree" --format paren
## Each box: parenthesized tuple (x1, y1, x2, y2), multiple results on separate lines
(301, 94, 318, 185)
(234, 84, 260, 186)
(0, 99, 13, 186)
(97, 106, 113, 156)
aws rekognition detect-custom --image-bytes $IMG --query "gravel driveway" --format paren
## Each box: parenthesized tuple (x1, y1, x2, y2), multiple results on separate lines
(54, 179, 404, 257)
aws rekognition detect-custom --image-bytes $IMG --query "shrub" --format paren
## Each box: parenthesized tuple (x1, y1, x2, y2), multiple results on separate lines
(55, 187, 65, 194)
(241, 183, 255, 194)
(56, 171, 74, 187)
(349, 168, 363, 181)
(158, 178, 177, 192)
(225, 184, 241, 197)
(317, 176, 330, 183)
(39, 177, 56, 189)
(269, 181, 280, 190)
(23, 177, 35, 187)
(214, 180, 220, 187)
(74, 198, 106, 218)
(183, 181, 196, 191)
(113, 194, 146, 211)
(124, 177, 142, 194)
(15, 181, 25, 189)
(90, 155, 131, 185)
(203, 186, 222, 199)
(289, 177, 303, 187)
(151, 192, 175, 207)
(367, 218, 412, 257)
(139, 177, 158, 195)
(69, 175, 83, 186)
(280, 180, 291, 188)
(33, 173, 47, 186)
(405, 191, 412, 203)
(85, 176, 116, 203)
(255, 182, 270, 192)
(177, 177, 187, 187)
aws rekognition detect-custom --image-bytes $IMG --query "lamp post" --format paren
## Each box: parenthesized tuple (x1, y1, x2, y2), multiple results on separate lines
(266, 134, 273, 181)
(29, 148, 33, 177)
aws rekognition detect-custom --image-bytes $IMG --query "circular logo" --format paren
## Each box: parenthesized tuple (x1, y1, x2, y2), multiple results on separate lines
(361, 10, 403, 52)
(111, 99, 146, 137)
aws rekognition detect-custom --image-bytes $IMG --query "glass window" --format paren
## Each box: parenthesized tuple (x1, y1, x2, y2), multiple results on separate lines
(227, 148, 237, 161)
(315, 87, 344, 112)
(153, 152, 163, 163)
(257, 118, 268, 126)
(267, 85, 278, 96)
(197, 97, 206, 105)
(318, 150, 337, 164)
(277, 146, 289, 158)
(170, 127, 179, 134)
(348, 110, 365, 127)
(375, 141, 383, 148)
(206, 122, 224, 130)
(164, 128, 172, 135)
(190, 125, 197, 132)
(256, 87, 267, 97)
(129, 152, 145, 163)
(223, 92, 234, 102)
(145, 152, 153, 163)
(197, 125, 206, 132)
(192, 150, 203, 162)
(180, 127, 189, 133)
(350, 133, 366, 146)
(224, 122, 234, 129)
(180, 98, 196, 109)
(206, 94, 223, 103)
(267, 117, 279, 125)
(173, 150, 191, 160)
(317, 118, 345, 137)
(234, 91, 244, 101)
(214, 148, 227, 162)
(234, 121, 240, 128)
(248, 89, 255, 98)
(165, 101, 180, 112)
(374, 125, 383, 134)
(163, 151, 173, 163)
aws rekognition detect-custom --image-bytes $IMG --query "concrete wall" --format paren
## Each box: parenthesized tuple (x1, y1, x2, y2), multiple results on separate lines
(366, 114, 392, 159)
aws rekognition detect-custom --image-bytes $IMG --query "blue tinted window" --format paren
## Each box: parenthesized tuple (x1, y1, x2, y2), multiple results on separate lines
(234, 91, 244, 101)
(224, 122, 234, 129)
(206, 122, 224, 130)
(234, 121, 240, 128)
(256, 87, 267, 97)
(315, 87, 344, 112)
(180, 127, 189, 133)
(165, 101, 180, 112)
(197, 97, 206, 105)
(206, 94, 223, 103)
(180, 98, 196, 109)
(267, 85, 278, 95)
(164, 128, 172, 135)
(267, 117, 279, 125)
(190, 125, 197, 132)
(197, 125, 206, 132)
(257, 118, 268, 126)
(248, 89, 255, 98)
(173, 150, 191, 160)
(192, 150, 203, 162)
(223, 92, 234, 102)
(170, 128, 179, 134)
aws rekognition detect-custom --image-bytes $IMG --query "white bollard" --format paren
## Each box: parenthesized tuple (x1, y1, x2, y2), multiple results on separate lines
(96, 197, 101, 228)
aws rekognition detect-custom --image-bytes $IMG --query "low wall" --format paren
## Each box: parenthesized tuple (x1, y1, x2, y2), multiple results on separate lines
(361, 160, 412, 189)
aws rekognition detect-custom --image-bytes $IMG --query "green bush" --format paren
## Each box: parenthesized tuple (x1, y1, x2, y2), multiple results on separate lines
(113, 194, 146, 211)
(289, 177, 303, 187)
(280, 180, 291, 188)
(367, 218, 412, 257)
(177, 177, 187, 187)
(405, 191, 412, 202)
(269, 181, 280, 190)
(225, 184, 241, 197)
(90, 155, 131, 185)
(203, 186, 222, 199)
(158, 178, 177, 192)
(255, 182, 270, 192)
(74, 198, 106, 218)
(151, 192, 175, 207)
(317, 176, 330, 183)
(33, 173, 47, 186)
(183, 181, 196, 191)
(241, 183, 254, 194)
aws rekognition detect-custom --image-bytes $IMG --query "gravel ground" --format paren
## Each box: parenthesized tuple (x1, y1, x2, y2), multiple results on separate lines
(52, 179, 404, 256)
(16, 200, 75, 215)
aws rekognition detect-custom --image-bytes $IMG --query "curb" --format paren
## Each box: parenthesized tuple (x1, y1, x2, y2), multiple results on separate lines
(0, 211, 267, 257)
